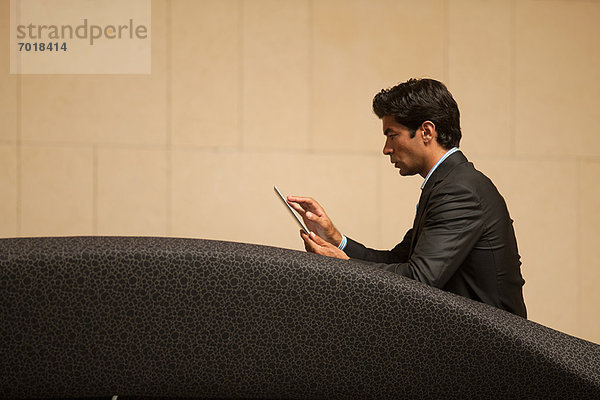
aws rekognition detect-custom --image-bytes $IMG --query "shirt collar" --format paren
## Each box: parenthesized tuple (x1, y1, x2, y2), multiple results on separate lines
(421, 147, 459, 190)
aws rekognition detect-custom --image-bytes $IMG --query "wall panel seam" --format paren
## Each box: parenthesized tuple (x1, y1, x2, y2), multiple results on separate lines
(443, 0, 449, 83)
(92, 145, 98, 235)
(308, 0, 314, 152)
(509, 0, 516, 157)
(16, 71, 22, 236)
(238, 0, 244, 149)
(166, 0, 172, 236)
(576, 160, 583, 337)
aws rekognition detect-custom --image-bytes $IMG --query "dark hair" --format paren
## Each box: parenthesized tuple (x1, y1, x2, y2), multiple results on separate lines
(372, 78, 462, 149)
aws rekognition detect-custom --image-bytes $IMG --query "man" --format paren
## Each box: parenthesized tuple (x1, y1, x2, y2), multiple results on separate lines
(287, 78, 527, 318)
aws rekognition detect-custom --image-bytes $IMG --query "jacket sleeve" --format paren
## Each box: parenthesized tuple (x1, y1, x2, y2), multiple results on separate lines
(345, 229, 412, 264)
(352, 183, 485, 289)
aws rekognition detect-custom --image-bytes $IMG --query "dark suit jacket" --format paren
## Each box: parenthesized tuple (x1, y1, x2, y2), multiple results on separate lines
(345, 151, 527, 317)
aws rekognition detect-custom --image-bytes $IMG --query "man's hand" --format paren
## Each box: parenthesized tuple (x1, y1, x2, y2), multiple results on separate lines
(300, 230, 349, 260)
(286, 195, 342, 247)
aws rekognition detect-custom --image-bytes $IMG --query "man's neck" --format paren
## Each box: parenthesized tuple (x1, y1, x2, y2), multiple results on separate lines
(420, 147, 459, 190)
(420, 147, 452, 178)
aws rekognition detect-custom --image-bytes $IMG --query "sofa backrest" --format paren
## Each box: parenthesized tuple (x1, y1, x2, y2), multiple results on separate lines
(1, 236, 599, 399)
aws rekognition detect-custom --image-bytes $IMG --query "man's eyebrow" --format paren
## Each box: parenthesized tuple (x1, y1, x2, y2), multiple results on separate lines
(384, 128, 393, 136)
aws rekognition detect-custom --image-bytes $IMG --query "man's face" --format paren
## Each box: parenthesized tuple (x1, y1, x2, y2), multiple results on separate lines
(382, 116, 425, 176)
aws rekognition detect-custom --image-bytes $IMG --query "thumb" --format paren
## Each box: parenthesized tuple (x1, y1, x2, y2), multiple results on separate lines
(309, 231, 329, 246)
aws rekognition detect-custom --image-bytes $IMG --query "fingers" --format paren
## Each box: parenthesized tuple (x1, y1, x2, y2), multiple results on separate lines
(287, 196, 325, 216)
(301, 230, 331, 250)
(287, 195, 312, 203)
(309, 231, 328, 246)
(301, 231, 327, 254)
(300, 230, 350, 260)
(287, 196, 328, 224)
(300, 230, 318, 253)
(287, 200, 306, 216)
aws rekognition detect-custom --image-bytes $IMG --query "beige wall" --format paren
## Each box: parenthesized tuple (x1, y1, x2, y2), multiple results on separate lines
(1, 0, 599, 343)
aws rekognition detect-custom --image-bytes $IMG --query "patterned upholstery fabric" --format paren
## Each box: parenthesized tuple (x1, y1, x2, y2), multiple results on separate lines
(1, 236, 599, 399)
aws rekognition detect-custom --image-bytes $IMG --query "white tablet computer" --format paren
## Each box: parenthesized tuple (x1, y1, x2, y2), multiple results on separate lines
(274, 186, 310, 235)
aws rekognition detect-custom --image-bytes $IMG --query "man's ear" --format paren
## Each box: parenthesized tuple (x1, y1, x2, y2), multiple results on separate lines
(421, 121, 436, 144)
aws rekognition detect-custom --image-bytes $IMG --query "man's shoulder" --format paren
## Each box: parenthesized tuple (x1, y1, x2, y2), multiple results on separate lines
(435, 152, 496, 190)
(453, 159, 489, 181)
(427, 151, 501, 195)
(440, 152, 489, 182)
(437, 157, 501, 198)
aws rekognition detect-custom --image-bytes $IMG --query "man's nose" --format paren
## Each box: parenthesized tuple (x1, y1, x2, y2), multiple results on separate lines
(383, 143, 392, 155)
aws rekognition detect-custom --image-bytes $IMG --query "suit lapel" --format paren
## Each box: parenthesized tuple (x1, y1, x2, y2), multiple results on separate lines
(408, 151, 468, 256)
(409, 187, 433, 256)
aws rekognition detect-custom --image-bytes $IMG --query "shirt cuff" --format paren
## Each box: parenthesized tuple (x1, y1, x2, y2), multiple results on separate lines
(338, 235, 347, 251)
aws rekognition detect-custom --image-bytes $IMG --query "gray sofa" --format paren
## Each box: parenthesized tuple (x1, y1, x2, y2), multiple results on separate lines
(1, 236, 599, 399)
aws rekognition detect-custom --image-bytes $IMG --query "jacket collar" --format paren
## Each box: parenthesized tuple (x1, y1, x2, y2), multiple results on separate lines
(421, 150, 468, 193)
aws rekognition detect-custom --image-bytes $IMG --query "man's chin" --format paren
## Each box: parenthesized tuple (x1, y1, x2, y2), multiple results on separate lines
(398, 168, 416, 176)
